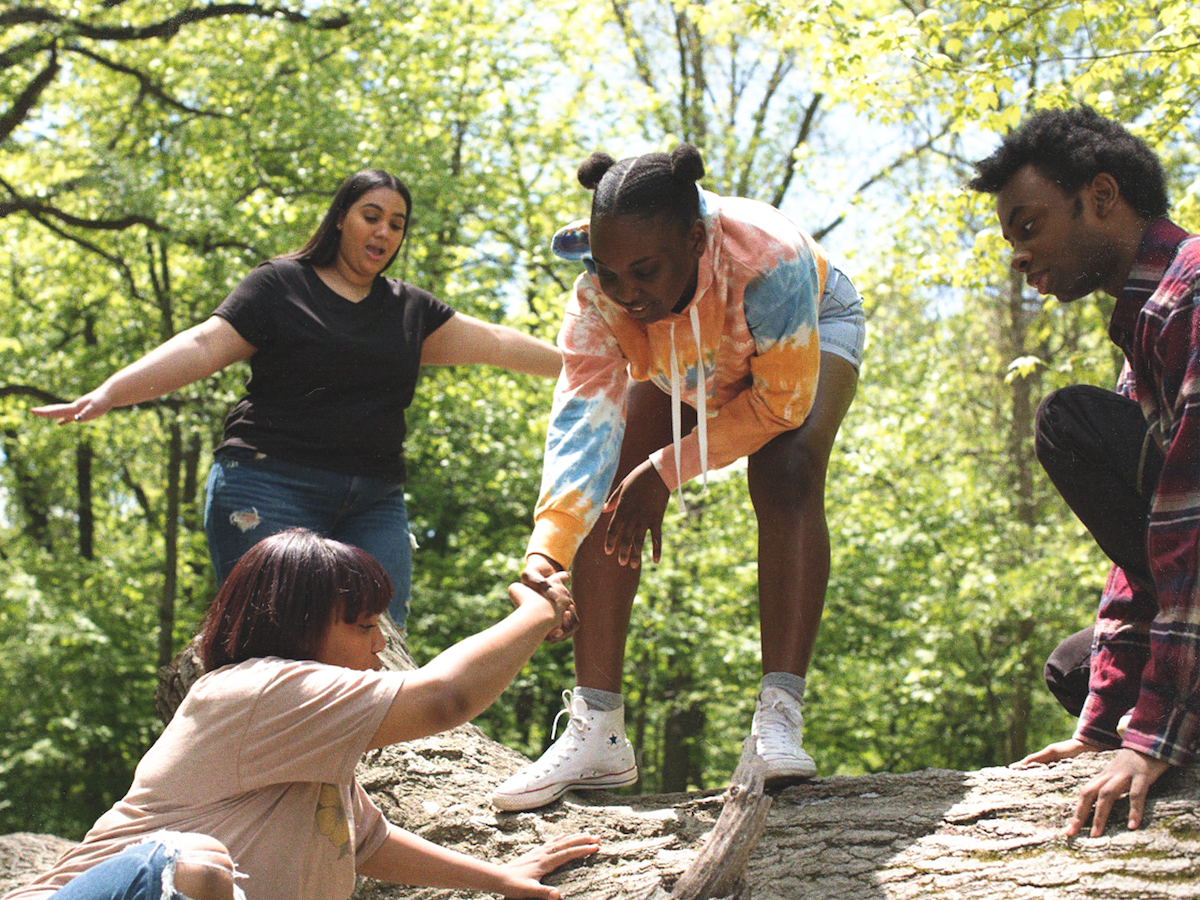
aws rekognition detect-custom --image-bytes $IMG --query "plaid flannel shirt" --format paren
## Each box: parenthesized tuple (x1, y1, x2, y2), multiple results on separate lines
(1075, 218, 1200, 766)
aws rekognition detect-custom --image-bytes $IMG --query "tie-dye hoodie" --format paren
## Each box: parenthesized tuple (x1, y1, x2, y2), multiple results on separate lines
(528, 190, 824, 569)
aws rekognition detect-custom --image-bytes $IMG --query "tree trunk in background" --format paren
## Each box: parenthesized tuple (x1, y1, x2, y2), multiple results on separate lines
(1005, 270, 1040, 531)
(76, 443, 93, 561)
(661, 678, 705, 794)
(997, 270, 1044, 762)
(158, 420, 182, 669)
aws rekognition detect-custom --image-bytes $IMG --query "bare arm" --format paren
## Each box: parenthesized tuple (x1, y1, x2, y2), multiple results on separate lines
(31, 316, 255, 424)
(519, 554, 577, 643)
(356, 825, 598, 900)
(420, 312, 561, 378)
(368, 577, 572, 747)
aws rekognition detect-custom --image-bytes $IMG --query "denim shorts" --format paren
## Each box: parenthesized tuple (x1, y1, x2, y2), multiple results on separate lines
(49, 834, 244, 900)
(818, 266, 866, 371)
(204, 450, 413, 625)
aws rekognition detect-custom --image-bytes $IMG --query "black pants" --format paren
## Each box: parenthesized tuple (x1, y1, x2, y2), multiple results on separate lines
(1035, 385, 1162, 716)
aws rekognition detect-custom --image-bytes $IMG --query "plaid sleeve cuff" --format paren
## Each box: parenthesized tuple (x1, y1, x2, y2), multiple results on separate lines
(1074, 691, 1124, 750)
(1121, 692, 1200, 767)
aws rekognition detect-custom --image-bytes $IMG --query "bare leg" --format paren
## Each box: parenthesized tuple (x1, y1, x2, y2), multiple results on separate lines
(571, 380, 691, 692)
(171, 834, 235, 900)
(748, 352, 858, 677)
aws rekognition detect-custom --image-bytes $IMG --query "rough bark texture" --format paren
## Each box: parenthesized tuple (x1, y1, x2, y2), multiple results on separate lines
(349, 731, 1200, 900)
(5, 627, 1199, 899)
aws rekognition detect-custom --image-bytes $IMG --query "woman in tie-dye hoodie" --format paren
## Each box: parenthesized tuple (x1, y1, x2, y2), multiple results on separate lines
(492, 143, 865, 812)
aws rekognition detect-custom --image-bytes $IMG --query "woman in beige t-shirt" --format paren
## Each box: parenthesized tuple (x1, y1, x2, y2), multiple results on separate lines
(5, 529, 595, 900)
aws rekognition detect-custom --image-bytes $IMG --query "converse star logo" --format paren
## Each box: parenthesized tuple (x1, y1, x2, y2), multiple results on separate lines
(608, 733, 619, 746)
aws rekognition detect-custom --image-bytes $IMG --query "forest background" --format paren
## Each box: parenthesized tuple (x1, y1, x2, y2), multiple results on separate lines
(1, 0, 1197, 839)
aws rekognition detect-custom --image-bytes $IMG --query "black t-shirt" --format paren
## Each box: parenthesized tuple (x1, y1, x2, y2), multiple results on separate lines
(212, 258, 455, 482)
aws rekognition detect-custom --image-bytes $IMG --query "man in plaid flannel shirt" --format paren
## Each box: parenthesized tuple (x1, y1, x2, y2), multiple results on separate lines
(969, 106, 1200, 837)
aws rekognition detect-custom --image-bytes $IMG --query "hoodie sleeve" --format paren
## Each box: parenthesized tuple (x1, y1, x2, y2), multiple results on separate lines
(649, 248, 823, 490)
(526, 276, 630, 569)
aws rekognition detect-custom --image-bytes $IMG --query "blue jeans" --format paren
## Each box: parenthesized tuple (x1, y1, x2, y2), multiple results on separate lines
(51, 841, 185, 900)
(204, 450, 413, 624)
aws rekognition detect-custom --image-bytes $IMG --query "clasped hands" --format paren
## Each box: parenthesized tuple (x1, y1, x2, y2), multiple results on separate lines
(516, 559, 578, 643)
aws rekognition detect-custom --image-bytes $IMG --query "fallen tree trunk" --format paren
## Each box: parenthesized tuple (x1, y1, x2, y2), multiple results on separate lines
(349, 726, 1200, 900)
(6, 627, 1199, 899)
(10, 746, 1198, 900)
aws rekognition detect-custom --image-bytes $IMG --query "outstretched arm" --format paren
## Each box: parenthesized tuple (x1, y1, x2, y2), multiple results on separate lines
(357, 825, 598, 899)
(420, 312, 561, 378)
(31, 316, 255, 424)
(368, 577, 572, 747)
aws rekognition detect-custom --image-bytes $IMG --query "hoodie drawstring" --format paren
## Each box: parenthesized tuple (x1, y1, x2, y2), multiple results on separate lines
(690, 303, 709, 491)
(666, 308, 709, 515)
(668, 321, 685, 514)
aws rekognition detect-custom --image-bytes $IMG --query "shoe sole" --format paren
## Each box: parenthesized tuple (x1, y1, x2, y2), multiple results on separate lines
(764, 770, 816, 788)
(492, 766, 639, 812)
(762, 758, 817, 785)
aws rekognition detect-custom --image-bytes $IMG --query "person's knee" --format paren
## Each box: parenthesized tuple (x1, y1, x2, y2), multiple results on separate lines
(1034, 387, 1072, 465)
(748, 435, 827, 516)
(1035, 384, 1120, 466)
(1043, 627, 1092, 718)
(171, 835, 234, 900)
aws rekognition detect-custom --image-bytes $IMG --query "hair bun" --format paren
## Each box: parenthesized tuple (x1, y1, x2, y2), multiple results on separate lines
(670, 143, 706, 184)
(578, 152, 617, 190)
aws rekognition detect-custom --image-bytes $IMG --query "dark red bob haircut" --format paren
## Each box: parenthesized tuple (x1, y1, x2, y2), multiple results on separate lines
(198, 528, 392, 671)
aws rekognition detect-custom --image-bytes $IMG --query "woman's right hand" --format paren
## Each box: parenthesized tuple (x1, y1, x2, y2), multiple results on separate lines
(31, 317, 255, 428)
(31, 388, 114, 425)
(508, 574, 575, 643)
(494, 833, 600, 899)
(518, 556, 578, 642)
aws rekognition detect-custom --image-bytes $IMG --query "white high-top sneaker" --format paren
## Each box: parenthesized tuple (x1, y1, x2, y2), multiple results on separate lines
(492, 689, 637, 811)
(752, 686, 817, 782)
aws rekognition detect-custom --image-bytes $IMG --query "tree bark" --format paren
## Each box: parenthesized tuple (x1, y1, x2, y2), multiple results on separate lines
(8, 630, 1198, 900)
(662, 737, 771, 900)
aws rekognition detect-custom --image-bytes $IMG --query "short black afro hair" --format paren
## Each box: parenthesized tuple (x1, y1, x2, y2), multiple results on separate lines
(968, 106, 1167, 219)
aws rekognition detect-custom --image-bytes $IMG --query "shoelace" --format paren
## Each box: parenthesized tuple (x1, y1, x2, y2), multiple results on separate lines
(550, 690, 589, 739)
(755, 697, 803, 751)
(527, 691, 591, 774)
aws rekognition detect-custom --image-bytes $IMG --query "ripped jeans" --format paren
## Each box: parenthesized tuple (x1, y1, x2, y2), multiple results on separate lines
(204, 450, 413, 625)
(49, 833, 242, 900)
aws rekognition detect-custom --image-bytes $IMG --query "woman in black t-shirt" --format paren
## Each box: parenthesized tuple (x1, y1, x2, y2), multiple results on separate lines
(32, 169, 561, 626)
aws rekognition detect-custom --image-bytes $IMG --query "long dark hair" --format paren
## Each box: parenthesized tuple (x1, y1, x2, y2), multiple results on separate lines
(283, 168, 414, 271)
(199, 529, 393, 670)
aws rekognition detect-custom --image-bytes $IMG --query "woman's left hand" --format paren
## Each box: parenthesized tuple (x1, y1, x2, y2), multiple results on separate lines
(496, 833, 600, 899)
(602, 460, 671, 568)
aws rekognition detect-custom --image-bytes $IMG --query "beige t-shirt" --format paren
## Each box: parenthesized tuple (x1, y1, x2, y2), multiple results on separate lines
(4, 658, 402, 900)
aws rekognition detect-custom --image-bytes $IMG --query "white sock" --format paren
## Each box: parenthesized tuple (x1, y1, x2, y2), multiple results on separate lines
(761, 672, 805, 706)
(576, 686, 623, 712)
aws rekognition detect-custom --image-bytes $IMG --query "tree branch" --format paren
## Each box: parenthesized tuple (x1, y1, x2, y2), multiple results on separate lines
(769, 92, 821, 210)
(610, 0, 657, 92)
(0, 42, 58, 143)
(0, 3, 350, 41)
(67, 44, 225, 118)
(0, 383, 67, 405)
